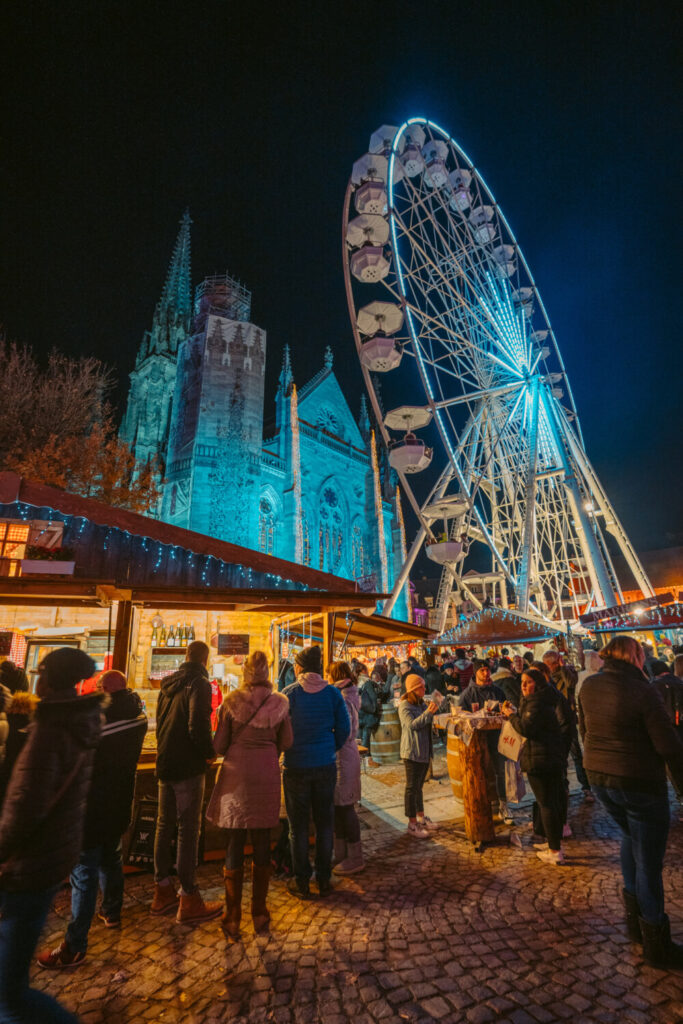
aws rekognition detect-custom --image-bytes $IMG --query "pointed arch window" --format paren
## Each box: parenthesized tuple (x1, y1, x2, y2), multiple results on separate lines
(318, 486, 344, 573)
(259, 497, 276, 555)
(352, 522, 366, 579)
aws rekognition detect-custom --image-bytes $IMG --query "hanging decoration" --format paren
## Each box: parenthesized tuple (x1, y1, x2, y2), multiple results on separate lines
(370, 430, 388, 592)
(290, 384, 303, 563)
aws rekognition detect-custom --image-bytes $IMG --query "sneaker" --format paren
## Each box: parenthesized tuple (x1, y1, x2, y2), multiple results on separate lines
(407, 822, 430, 838)
(97, 911, 121, 929)
(582, 790, 595, 804)
(37, 940, 85, 970)
(417, 816, 439, 831)
(509, 832, 523, 849)
(497, 804, 514, 824)
(536, 847, 565, 865)
(287, 877, 311, 900)
(562, 823, 573, 838)
(532, 840, 549, 850)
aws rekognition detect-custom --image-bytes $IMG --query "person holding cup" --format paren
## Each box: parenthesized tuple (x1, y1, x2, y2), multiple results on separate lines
(458, 663, 510, 821)
(398, 676, 439, 837)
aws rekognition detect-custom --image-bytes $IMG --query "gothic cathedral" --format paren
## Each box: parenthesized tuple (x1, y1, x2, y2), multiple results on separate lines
(120, 213, 408, 619)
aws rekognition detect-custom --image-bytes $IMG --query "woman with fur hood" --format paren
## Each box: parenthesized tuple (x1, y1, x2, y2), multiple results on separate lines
(206, 651, 293, 939)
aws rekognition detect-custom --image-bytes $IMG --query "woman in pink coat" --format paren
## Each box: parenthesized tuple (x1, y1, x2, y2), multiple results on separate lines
(206, 651, 292, 938)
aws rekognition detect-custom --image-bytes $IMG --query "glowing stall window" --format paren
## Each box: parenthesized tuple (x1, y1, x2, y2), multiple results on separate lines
(0, 522, 30, 576)
(258, 498, 276, 555)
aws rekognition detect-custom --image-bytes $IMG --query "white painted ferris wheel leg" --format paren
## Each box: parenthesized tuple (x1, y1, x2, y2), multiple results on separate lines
(383, 523, 428, 617)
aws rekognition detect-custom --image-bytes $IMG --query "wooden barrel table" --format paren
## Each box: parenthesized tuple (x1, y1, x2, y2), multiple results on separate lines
(446, 716, 504, 844)
(371, 703, 401, 763)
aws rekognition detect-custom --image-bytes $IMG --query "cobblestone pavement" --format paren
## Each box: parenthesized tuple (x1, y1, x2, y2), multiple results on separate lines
(32, 753, 683, 1024)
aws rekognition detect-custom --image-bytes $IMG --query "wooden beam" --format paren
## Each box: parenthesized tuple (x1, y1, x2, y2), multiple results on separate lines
(112, 600, 133, 673)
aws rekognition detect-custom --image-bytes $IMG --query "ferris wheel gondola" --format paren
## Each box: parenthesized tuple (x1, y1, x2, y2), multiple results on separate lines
(343, 117, 653, 628)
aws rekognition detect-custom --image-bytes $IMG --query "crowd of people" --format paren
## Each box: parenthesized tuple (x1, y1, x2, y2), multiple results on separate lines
(0, 634, 681, 1019)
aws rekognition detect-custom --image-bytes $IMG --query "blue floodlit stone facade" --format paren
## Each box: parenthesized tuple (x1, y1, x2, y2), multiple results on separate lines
(120, 213, 408, 618)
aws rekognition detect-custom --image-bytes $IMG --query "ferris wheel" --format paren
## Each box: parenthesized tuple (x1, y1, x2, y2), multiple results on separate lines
(343, 117, 653, 629)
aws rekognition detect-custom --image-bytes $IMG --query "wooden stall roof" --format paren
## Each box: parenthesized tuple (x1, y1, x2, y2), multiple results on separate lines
(0, 577, 383, 614)
(433, 607, 560, 646)
(0, 472, 359, 594)
(274, 610, 435, 647)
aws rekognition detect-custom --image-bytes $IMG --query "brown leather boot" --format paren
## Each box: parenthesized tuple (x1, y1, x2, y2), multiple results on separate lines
(176, 890, 222, 925)
(251, 864, 271, 933)
(150, 883, 179, 916)
(221, 866, 243, 939)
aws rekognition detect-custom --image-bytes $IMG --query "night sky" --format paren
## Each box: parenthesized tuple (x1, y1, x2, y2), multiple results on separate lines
(1, 1, 681, 555)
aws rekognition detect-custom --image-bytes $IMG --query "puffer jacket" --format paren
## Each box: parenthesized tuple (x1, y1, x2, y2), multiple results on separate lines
(398, 698, 434, 763)
(82, 689, 147, 848)
(156, 661, 215, 782)
(508, 684, 567, 775)
(334, 681, 361, 805)
(578, 657, 683, 793)
(358, 678, 381, 731)
(207, 686, 292, 829)
(0, 692, 103, 891)
(458, 680, 505, 712)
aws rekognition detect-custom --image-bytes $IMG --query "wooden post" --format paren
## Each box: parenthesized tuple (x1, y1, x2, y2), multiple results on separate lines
(112, 599, 133, 674)
(322, 612, 334, 676)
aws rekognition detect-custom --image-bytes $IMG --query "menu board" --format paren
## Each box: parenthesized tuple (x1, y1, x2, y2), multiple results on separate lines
(217, 634, 250, 656)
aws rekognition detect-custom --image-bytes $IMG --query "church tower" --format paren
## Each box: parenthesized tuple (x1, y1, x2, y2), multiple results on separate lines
(120, 211, 192, 474)
(161, 273, 266, 545)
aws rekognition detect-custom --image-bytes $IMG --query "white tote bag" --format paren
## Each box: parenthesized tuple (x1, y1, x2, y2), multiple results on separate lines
(497, 719, 526, 761)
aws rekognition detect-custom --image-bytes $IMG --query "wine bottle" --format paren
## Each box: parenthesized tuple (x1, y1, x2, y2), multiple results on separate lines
(151, 625, 158, 647)
(159, 625, 167, 646)
(167, 625, 175, 647)
(189, 623, 195, 642)
(177, 623, 183, 646)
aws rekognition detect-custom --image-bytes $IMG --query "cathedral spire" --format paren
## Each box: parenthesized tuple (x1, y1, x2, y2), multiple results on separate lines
(160, 209, 193, 320)
(278, 344, 293, 392)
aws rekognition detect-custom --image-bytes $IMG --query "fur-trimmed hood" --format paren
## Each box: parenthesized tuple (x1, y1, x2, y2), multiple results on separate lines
(6, 692, 39, 718)
(222, 686, 290, 729)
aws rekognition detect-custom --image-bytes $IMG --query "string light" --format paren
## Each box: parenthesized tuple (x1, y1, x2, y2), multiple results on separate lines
(290, 384, 303, 563)
(370, 430, 388, 592)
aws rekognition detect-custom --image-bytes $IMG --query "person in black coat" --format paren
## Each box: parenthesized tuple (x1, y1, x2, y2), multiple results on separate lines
(503, 668, 569, 864)
(38, 669, 148, 967)
(0, 647, 101, 1018)
(579, 637, 683, 968)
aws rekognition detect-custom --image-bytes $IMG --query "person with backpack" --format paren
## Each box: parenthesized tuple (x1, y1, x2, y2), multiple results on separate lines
(151, 641, 221, 925)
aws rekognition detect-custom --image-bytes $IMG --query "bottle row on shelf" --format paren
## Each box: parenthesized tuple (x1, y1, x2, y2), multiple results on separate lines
(150, 623, 196, 648)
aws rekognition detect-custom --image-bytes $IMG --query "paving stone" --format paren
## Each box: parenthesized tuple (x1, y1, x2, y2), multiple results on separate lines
(22, 755, 683, 1024)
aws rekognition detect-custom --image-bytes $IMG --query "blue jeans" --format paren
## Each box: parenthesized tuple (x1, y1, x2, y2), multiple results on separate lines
(592, 785, 671, 924)
(154, 774, 205, 894)
(283, 764, 336, 885)
(65, 840, 124, 953)
(0, 886, 78, 1023)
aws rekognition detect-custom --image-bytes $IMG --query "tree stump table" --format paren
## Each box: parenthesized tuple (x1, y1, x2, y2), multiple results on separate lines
(446, 715, 505, 846)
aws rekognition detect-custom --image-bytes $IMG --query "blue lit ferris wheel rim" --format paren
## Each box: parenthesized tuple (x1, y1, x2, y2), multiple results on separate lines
(386, 116, 583, 444)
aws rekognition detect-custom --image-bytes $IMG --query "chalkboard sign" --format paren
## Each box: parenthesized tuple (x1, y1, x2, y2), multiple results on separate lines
(0, 633, 12, 657)
(217, 633, 250, 656)
(125, 800, 162, 868)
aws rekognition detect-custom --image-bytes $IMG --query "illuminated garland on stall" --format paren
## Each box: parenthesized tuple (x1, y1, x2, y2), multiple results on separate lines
(370, 430, 388, 592)
(290, 384, 303, 563)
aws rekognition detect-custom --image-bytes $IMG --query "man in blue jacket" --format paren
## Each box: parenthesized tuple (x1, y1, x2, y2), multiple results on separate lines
(283, 646, 350, 898)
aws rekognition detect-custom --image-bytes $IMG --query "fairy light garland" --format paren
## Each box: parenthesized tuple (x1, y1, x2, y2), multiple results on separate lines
(371, 430, 388, 592)
(290, 384, 303, 563)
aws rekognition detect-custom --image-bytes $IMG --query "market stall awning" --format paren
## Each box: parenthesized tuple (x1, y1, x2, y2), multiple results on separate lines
(274, 610, 435, 648)
(433, 607, 560, 646)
